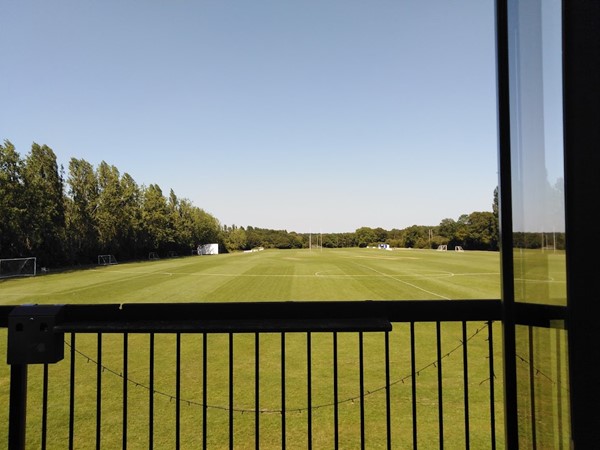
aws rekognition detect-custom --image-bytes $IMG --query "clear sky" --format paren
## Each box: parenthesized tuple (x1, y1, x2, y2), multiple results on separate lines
(1, 0, 498, 233)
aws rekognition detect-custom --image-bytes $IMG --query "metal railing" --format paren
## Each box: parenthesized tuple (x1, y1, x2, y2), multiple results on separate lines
(1, 300, 503, 449)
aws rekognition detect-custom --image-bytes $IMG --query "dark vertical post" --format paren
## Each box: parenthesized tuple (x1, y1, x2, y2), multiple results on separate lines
(563, 0, 600, 447)
(436, 322, 443, 449)
(41, 364, 49, 450)
(255, 332, 260, 450)
(488, 321, 497, 450)
(385, 331, 392, 450)
(8, 364, 27, 450)
(69, 333, 75, 450)
(307, 332, 312, 450)
(123, 333, 128, 450)
(96, 333, 102, 450)
(410, 322, 418, 449)
(149, 333, 154, 450)
(462, 322, 470, 450)
(495, 0, 519, 447)
(528, 327, 537, 449)
(176, 333, 181, 450)
(359, 332, 365, 450)
(281, 332, 286, 450)
(202, 333, 207, 450)
(333, 332, 339, 450)
(228, 333, 234, 450)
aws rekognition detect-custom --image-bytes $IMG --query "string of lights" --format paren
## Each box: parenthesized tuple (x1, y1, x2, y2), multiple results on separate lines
(62, 322, 530, 415)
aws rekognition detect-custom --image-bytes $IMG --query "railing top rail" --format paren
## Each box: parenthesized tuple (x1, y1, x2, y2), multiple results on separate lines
(1, 300, 503, 332)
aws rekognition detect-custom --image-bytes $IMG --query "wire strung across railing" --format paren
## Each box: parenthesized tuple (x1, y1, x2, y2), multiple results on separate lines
(63, 322, 496, 415)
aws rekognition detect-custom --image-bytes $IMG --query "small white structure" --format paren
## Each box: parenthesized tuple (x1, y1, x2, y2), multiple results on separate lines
(198, 243, 219, 255)
(378, 243, 390, 250)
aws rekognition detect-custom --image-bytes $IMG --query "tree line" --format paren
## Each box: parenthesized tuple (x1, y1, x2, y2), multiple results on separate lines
(2, 140, 513, 268)
(221, 211, 500, 253)
(222, 188, 501, 251)
(0, 140, 220, 266)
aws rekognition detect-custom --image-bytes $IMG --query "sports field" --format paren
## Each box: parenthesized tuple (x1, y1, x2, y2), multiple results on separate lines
(0, 247, 501, 305)
(1, 248, 505, 449)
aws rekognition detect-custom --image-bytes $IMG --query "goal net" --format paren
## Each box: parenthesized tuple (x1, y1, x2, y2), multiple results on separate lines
(98, 255, 118, 265)
(149, 252, 160, 261)
(437, 245, 448, 251)
(0, 257, 37, 278)
(455, 246, 464, 252)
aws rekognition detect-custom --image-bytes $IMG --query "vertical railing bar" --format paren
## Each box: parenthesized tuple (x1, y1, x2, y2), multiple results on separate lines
(69, 333, 76, 450)
(176, 333, 181, 450)
(96, 333, 102, 450)
(488, 321, 496, 450)
(307, 332, 312, 450)
(555, 329, 564, 448)
(436, 321, 443, 449)
(41, 363, 48, 450)
(359, 331, 365, 450)
(462, 322, 470, 450)
(8, 363, 27, 450)
(149, 333, 154, 450)
(281, 332, 286, 450)
(528, 326, 537, 450)
(333, 332, 339, 450)
(410, 322, 418, 450)
(255, 332, 260, 450)
(202, 333, 207, 450)
(123, 333, 128, 450)
(229, 333, 234, 450)
(385, 331, 392, 450)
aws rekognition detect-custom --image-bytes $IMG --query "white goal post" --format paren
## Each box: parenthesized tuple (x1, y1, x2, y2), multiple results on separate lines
(98, 255, 118, 265)
(455, 246, 464, 252)
(0, 257, 37, 278)
(436, 245, 448, 251)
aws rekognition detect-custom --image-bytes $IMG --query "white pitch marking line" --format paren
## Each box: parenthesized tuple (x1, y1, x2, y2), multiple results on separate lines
(355, 264, 451, 300)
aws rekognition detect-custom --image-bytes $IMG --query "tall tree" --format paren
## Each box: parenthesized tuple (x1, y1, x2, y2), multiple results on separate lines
(464, 211, 498, 250)
(22, 143, 66, 265)
(96, 162, 123, 252)
(141, 184, 170, 252)
(119, 173, 142, 258)
(66, 158, 99, 262)
(0, 140, 26, 257)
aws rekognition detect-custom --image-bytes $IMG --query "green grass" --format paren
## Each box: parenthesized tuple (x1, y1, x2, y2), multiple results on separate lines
(1, 248, 568, 448)
(0, 247, 501, 304)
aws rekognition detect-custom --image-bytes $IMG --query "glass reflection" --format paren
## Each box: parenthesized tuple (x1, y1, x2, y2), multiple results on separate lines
(508, 0, 566, 306)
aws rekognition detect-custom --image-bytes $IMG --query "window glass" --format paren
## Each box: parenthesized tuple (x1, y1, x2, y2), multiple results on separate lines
(508, 0, 566, 306)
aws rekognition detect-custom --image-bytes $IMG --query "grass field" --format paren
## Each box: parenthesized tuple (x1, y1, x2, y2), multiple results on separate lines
(1, 248, 510, 448)
(0, 247, 501, 304)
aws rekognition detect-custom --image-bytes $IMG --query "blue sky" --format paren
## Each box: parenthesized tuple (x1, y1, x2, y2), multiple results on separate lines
(1, 0, 498, 233)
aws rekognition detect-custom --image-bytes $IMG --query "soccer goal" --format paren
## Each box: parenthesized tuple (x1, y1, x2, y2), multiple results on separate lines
(455, 246, 464, 252)
(437, 245, 448, 251)
(149, 252, 160, 261)
(98, 255, 118, 265)
(0, 257, 37, 278)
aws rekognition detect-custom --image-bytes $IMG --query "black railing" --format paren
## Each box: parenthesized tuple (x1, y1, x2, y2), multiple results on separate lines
(2, 300, 503, 449)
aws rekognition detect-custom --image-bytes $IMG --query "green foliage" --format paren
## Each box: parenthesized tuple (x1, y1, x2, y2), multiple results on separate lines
(2, 139, 500, 262)
(0, 140, 27, 258)
(0, 141, 222, 266)
(22, 143, 66, 266)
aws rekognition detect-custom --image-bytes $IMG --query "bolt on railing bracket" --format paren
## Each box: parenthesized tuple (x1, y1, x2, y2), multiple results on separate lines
(8, 305, 65, 364)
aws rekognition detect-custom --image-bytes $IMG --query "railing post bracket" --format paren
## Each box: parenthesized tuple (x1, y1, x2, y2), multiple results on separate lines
(8, 305, 65, 364)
